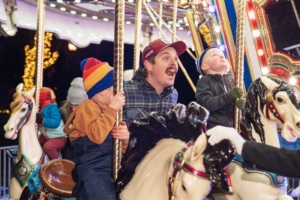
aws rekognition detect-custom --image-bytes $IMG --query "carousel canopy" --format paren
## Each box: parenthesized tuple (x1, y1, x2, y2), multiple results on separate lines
(0, 0, 194, 48)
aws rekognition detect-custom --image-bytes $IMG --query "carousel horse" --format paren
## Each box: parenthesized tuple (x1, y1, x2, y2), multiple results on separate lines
(212, 76, 300, 200)
(117, 102, 236, 200)
(3, 83, 75, 200)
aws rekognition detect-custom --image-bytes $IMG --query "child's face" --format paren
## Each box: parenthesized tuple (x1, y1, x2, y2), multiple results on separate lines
(202, 48, 229, 75)
(92, 86, 113, 105)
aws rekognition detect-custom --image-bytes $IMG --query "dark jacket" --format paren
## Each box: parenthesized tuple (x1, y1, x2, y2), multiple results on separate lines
(242, 141, 300, 178)
(195, 74, 235, 129)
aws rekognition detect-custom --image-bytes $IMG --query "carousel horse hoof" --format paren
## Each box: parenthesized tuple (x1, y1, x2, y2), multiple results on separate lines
(39, 159, 75, 197)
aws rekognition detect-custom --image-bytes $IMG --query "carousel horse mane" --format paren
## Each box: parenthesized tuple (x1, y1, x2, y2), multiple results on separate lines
(116, 101, 236, 195)
(116, 102, 207, 192)
(240, 76, 298, 143)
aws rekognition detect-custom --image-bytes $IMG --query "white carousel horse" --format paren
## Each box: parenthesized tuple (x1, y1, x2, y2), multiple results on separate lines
(3, 83, 75, 200)
(120, 134, 211, 200)
(212, 76, 300, 200)
(3, 83, 44, 200)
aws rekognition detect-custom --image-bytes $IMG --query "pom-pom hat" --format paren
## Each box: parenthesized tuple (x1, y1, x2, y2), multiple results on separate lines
(80, 57, 114, 98)
(195, 46, 219, 75)
(67, 77, 88, 105)
(142, 38, 187, 63)
(40, 87, 56, 101)
(39, 87, 56, 110)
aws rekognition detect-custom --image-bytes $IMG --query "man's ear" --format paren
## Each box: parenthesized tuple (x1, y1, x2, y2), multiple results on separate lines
(143, 60, 153, 71)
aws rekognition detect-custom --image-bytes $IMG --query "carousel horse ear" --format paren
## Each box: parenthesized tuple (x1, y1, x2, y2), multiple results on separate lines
(16, 83, 24, 93)
(261, 76, 278, 91)
(189, 134, 207, 162)
(27, 85, 36, 97)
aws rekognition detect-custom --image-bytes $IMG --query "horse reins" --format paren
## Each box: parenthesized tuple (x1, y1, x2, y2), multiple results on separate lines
(16, 97, 33, 130)
(168, 140, 207, 200)
(265, 92, 285, 124)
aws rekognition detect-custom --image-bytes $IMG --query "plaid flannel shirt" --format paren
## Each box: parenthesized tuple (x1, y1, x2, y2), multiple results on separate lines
(123, 70, 178, 124)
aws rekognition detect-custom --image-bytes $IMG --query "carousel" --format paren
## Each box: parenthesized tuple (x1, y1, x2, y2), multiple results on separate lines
(1, 0, 300, 199)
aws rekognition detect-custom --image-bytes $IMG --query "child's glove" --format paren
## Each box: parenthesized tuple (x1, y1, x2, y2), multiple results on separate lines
(235, 98, 245, 110)
(230, 87, 243, 99)
(36, 113, 44, 124)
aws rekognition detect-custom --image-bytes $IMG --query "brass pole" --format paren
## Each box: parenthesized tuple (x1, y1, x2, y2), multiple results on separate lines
(159, 1, 163, 38)
(133, 0, 142, 73)
(233, 0, 246, 131)
(172, 0, 178, 42)
(113, 0, 125, 180)
(35, 0, 45, 111)
(186, 8, 204, 58)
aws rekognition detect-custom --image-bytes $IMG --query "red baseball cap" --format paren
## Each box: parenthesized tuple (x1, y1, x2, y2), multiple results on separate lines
(142, 38, 187, 62)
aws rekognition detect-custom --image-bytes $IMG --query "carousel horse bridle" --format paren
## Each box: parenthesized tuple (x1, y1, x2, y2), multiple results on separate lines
(10, 94, 33, 132)
(168, 140, 208, 200)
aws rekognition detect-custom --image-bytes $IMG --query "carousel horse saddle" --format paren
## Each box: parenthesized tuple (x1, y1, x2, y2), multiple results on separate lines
(39, 159, 76, 197)
(233, 154, 286, 187)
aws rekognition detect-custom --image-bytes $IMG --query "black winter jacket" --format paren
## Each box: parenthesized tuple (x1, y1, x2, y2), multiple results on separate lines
(195, 74, 235, 129)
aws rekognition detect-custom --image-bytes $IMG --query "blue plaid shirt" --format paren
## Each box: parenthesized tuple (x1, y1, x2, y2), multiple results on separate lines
(123, 69, 178, 124)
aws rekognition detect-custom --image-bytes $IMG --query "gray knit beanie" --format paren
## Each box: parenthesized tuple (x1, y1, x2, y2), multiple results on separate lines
(67, 77, 88, 105)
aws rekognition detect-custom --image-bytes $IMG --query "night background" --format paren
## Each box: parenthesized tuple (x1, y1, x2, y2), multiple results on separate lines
(0, 28, 199, 146)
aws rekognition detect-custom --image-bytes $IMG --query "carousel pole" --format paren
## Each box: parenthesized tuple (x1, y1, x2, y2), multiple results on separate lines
(172, 0, 177, 42)
(233, 0, 246, 131)
(113, 0, 125, 180)
(35, 0, 45, 111)
(133, 0, 142, 73)
(171, 0, 195, 92)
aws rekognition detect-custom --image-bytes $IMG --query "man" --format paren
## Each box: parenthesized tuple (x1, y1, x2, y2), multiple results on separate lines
(113, 38, 186, 192)
(112, 38, 186, 148)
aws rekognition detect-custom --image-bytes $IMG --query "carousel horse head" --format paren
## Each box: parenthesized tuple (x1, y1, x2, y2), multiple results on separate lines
(240, 76, 300, 143)
(4, 83, 36, 140)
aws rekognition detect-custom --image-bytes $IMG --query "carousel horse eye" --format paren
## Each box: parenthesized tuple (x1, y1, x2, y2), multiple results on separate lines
(275, 95, 285, 104)
(21, 107, 27, 112)
(182, 184, 187, 191)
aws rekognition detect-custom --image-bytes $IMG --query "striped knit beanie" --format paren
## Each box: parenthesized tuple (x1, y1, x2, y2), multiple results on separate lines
(80, 57, 114, 98)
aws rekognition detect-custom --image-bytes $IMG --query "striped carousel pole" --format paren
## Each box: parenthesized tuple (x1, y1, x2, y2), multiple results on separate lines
(233, 0, 246, 131)
(113, 0, 125, 180)
(133, 0, 142, 73)
(35, 0, 45, 111)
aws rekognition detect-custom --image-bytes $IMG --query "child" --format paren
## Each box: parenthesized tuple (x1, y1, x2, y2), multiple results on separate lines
(63, 57, 125, 200)
(195, 46, 244, 129)
(37, 87, 67, 160)
(60, 77, 88, 160)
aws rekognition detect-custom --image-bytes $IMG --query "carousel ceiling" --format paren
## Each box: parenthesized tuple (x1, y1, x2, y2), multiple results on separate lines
(265, 0, 300, 58)
(0, 0, 194, 47)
